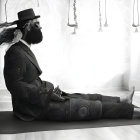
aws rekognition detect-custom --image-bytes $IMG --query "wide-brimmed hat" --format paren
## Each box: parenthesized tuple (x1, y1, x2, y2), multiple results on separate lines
(15, 8, 40, 24)
(0, 8, 40, 28)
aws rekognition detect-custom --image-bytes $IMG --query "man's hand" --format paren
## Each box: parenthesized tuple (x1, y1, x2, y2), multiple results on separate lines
(50, 86, 65, 102)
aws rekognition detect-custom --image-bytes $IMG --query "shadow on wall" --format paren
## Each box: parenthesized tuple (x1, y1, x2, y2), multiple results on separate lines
(103, 74, 125, 91)
(131, 54, 140, 91)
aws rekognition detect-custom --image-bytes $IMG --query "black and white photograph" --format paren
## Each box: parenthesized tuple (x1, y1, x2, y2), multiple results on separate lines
(0, 0, 140, 140)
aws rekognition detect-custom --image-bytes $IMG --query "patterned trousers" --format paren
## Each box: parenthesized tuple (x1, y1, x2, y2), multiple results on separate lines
(37, 93, 134, 121)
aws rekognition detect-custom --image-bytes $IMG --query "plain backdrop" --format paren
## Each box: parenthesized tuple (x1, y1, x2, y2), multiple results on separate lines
(0, 0, 140, 93)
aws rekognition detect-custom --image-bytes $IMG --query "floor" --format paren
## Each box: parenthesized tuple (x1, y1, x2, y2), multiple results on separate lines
(0, 89, 140, 140)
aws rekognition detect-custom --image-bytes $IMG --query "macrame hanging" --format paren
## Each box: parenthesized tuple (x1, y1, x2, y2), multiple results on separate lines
(67, 0, 78, 34)
(98, 0, 109, 32)
(104, 0, 108, 27)
(132, 0, 139, 32)
(0, 0, 16, 28)
(5, 0, 8, 22)
(0, 0, 41, 28)
(37, 0, 40, 7)
(98, 0, 102, 32)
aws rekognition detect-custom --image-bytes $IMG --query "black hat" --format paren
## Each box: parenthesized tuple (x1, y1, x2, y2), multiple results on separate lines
(14, 8, 40, 28)
(0, 8, 40, 28)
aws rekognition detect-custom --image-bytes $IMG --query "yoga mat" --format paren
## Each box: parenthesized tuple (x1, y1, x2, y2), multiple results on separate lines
(0, 111, 140, 134)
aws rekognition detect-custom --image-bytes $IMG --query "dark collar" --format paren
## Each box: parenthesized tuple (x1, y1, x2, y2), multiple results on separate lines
(19, 41, 42, 74)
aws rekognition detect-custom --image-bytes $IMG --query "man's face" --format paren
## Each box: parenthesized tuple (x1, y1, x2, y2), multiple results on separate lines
(25, 19, 43, 44)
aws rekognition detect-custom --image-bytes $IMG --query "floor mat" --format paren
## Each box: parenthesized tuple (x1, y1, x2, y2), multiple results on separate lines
(0, 111, 140, 134)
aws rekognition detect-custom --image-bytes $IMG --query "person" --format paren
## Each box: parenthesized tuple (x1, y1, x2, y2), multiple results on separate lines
(1, 8, 140, 121)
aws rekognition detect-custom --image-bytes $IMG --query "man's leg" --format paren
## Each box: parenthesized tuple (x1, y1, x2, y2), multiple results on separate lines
(62, 92, 120, 103)
(62, 86, 135, 104)
(37, 98, 102, 121)
(67, 99, 134, 120)
(37, 100, 69, 121)
(88, 93, 120, 103)
(37, 98, 135, 121)
(120, 87, 135, 104)
(101, 102, 134, 119)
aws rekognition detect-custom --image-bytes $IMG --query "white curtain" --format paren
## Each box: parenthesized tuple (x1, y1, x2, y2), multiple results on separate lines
(0, 0, 139, 92)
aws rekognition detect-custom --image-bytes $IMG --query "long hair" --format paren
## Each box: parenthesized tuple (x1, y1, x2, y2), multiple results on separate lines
(0, 27, 17, 45)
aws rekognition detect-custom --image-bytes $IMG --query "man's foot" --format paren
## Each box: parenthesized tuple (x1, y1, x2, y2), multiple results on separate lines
(133, 107, 140, 119)
(120, 86, 135, 104)
(129, 86, 135, 104)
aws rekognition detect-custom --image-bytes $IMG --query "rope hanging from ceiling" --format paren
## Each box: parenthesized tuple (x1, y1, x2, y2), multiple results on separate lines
(67, 0, 78, 34)
(5, 0, 8, 22)
(0, 0, 40, 28)
(98, 0, 108, 32)
(98, 0, 102, 32)
(37, 0, 40, 7)
(132, 0, 139, 32)
(2, 0, 139, 34)
(0, 0, 15, 28)
(104, 0, 108, 27)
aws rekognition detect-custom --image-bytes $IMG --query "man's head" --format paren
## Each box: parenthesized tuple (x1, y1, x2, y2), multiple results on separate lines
(20, 18, 43, 44)
(0, 8, 43, 45)
(16, 8, 43, 44)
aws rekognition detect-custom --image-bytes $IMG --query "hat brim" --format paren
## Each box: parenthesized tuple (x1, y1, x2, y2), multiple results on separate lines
(14, 15, 40, 24)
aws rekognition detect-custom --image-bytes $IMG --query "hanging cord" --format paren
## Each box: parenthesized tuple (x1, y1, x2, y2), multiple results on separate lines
(37, 0, 40, 7)
(67, 0, 78, 34)
(132, 0, 139, 32)
(0, 0, 17, 28)
(98, 0, 102, 32)
(104, 0, 108, 27)
(136, 0, 139, 31)
(132, 0, 135, 27)
(67, 0, 70, 26)
(5, 0, 8, 22)
(73, 0, 78, 34)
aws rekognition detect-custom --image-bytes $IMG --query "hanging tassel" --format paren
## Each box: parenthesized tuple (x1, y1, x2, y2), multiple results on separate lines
(37, 0, 40, 7)
(5, 0, 9, 22)
(132, 0, 139, 32)
(137, 0, 139, 26)
(0, 0, 15, 29)
(104, 21, 108, 27)
(72, 27, 76, 34)
(67, 0, 78, 34)
(98, 0, 102, 32)
(104, 0, 108, 27)
(135, 27, 138, 32)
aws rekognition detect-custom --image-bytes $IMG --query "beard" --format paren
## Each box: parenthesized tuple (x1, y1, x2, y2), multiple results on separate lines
(25, 26, 43, 44)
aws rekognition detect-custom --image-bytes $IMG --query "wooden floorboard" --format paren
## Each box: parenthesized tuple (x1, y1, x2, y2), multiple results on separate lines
(0, 125, 140, 140)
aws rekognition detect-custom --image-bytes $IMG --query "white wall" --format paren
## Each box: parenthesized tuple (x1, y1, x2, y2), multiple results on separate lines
(0, 1, 6, 89)
(0, 0, 139, 93)
(129, 0, 140, 90)
(0, 46, 6, 89)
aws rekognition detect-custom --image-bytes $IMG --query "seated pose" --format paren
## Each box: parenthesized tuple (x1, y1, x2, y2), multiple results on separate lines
(1, 8, 140, 121)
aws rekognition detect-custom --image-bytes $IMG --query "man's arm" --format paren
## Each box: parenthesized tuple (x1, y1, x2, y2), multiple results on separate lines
(4, 49, 52, 107)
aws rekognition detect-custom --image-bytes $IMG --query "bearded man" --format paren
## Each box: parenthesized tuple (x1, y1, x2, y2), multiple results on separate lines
(1, 8, 140, 121)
